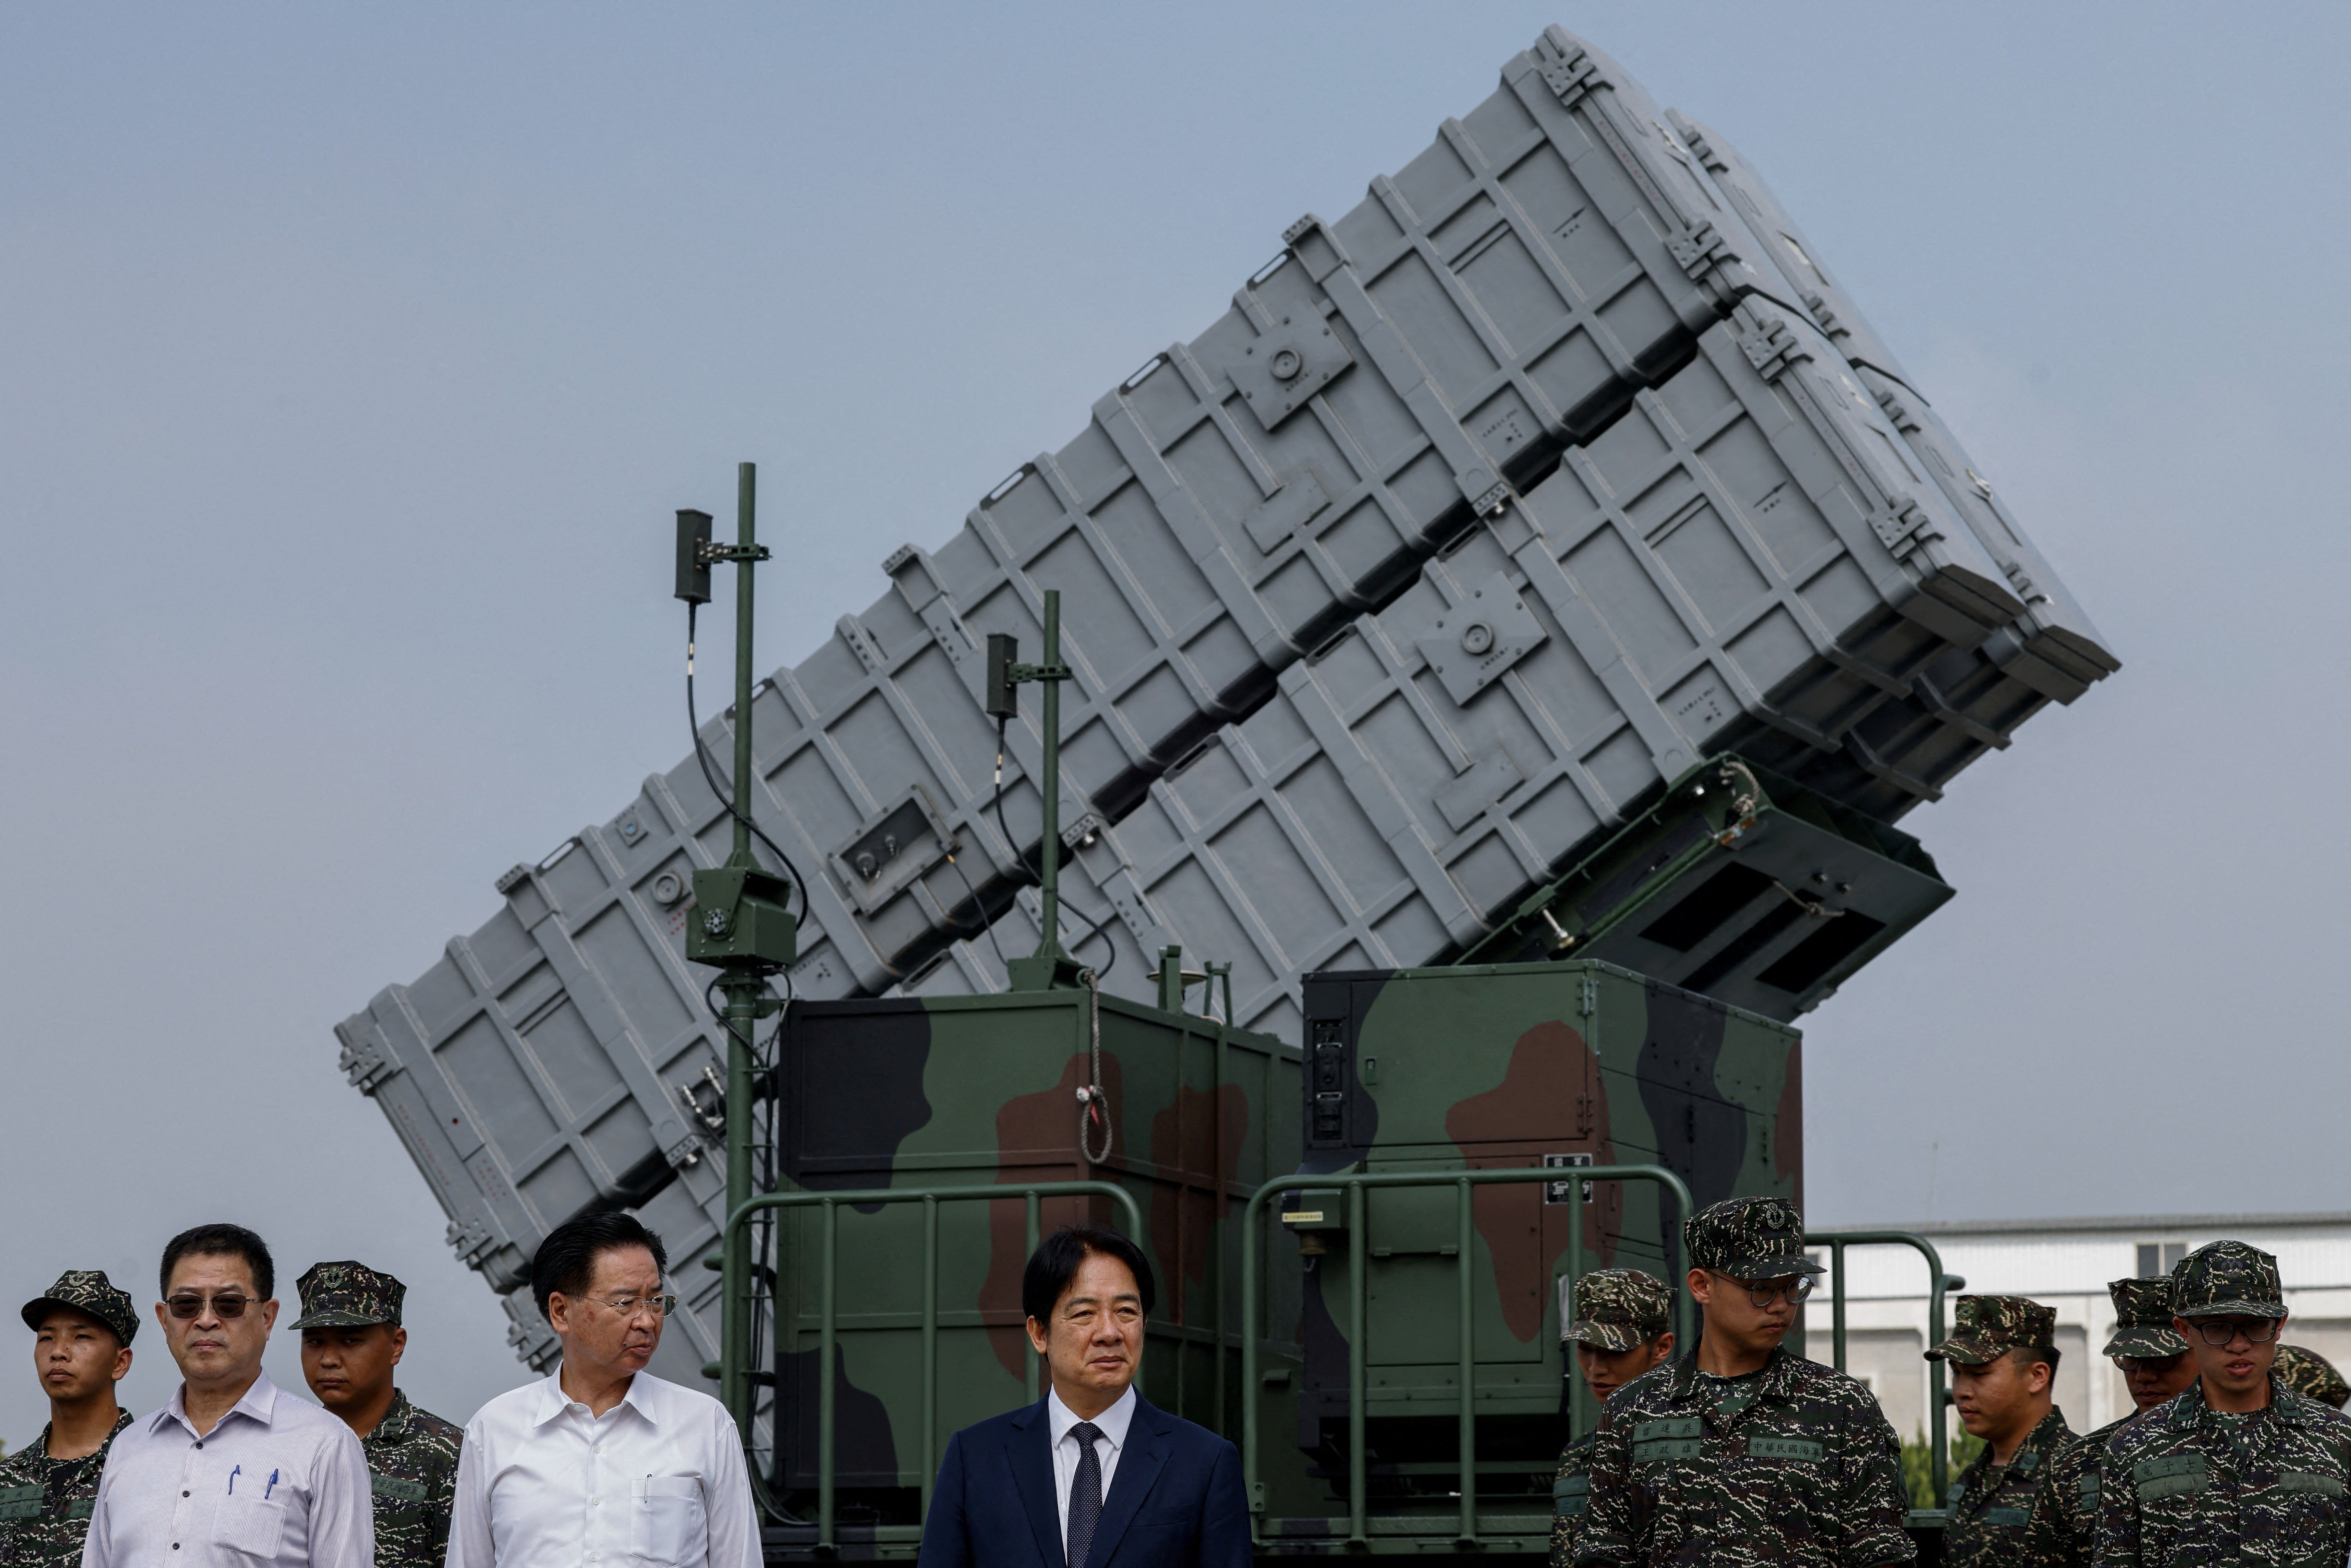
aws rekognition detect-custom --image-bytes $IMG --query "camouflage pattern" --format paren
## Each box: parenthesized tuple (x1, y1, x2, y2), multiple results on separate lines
(1572, 1346, 1914, 1566)
(0, 1410, 131, 1568)
(1550, 1429, 1597, 1568)
(2170, 1238, 2286, 1318)
(293, 1260, 407, 1329)
(2272, 1344, 2349, 1410)
(1683, 1196, 1821, 1282)
(1941, 1406, 2070, 1566)
(2017, 1412, 2132, 1568)
(362, 1390, 462, 1568)
(17, 1272, 136, 1347)
(2095, 1371, 2351, 1567)
(1566, 1269, 1673, 1353)
(2105, 1276, 2189, 1358)
(1925, 1294, 2057, 1365)
(1299, 959, 1802, 1523)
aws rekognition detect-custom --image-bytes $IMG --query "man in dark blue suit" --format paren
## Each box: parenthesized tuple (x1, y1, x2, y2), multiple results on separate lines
(917, 1226, 1250, 1568)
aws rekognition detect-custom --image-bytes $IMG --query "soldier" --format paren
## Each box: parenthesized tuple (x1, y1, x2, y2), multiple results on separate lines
(1550, 1269, 1676, 1568)
(293, 1262, 462, 1568)
(2017, 1275, 2195, 1567)
(0, 1272, 137, 1568)
(2096, 1239, 2351, 1566)
(1924, 1295, 2070, 1564)
(1575, 1197, 1914, 1566)
(2271, 1344, 2350, 1409)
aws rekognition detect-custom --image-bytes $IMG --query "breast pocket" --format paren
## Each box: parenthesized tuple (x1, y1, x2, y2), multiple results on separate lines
(630, 1476, 706, 1566)
(214, 1493, 287, 1563)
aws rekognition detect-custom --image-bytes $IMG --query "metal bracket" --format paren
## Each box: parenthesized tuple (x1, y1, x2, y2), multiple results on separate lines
(1539, 43, 1601, 106)
(678, 1065, 727, 1135)
(697, 541, 771, 565)
(1227, 313, 1354, 431)
(1736, 315, 1802, 381)
(1418, 571, 1548, 704)
(1667, 221, 1732, 281)
(446, 1219, 499, 1270)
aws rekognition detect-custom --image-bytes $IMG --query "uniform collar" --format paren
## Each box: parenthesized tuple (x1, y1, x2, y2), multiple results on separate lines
(38, 1409, 134, 1460)
(368, 1390, 417, 1445)
(1666, 1343, 1793, 1403)
(2182, 1372, 2305, 1429)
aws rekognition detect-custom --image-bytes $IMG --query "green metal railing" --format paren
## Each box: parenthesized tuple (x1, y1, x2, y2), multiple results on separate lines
(1807, 1228, 1960, 1515)
(721, 1179, 1144, 1552)
(1239, 1164, 1696, 1550)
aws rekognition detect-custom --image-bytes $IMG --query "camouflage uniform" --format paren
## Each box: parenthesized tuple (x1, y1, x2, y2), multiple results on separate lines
(2019, 1275, 2187, 1568)
(2272, 1345, 2349, 1410)
(1924, 1294, 2071, 1565)
(293, 1262, 463, 1568)
(0, 1272, 139, 1568)
(2096, 1240, 2351, 1568)
(1552, 1269, 1673, 1568)
(1576, 1198, 1915, 1566)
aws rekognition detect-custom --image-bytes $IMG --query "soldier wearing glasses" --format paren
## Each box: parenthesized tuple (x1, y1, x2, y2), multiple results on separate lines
(1925, 1296, 2070, 1565)
(1575, 1197, 1914, 1566)
(2095, 1240, 2351, 1568)
(446, 1212, 758, 1568)
(2018, 1273, 2196, 1568)
(292, 1263, 462, 1568)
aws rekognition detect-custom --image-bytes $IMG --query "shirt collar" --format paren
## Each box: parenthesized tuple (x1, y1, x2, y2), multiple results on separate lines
(534, 1368, 664, 1429)
(1047, 1385, 1136, 1450)
(369, 1390, 416, 1444)
(157, 1370, 279, 1438)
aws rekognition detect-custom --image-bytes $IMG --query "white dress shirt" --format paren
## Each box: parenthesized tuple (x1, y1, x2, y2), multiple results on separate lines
(81, 1370, 373, 1568)
(1044, 1385, 1135, 1537)
(446, 1369, 758, 1568)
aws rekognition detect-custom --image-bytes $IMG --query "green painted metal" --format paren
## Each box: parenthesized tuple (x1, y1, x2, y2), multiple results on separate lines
(1239, 1164, 1695, 1552)
(1809, 1228, 1958, 1520)
(723, 1180, 1145, 1555)
(1002, 588, 1084, 992)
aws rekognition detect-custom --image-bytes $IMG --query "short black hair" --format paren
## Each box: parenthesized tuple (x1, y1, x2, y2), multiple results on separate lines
(161, 1224, 275, 1301)
(1022, 1226, 1155, 1326)
(2009, 1342, 2061, 1374)
(531, 1212, 669, 1320)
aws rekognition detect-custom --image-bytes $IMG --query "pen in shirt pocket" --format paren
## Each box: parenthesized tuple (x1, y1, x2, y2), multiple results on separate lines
(265, 1471, 278, 1502)
(227, 1466, 241, 1496)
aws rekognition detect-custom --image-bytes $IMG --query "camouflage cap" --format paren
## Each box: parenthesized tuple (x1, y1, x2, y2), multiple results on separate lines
(1563, 1268, 1672, 1353)
(1924, 1295, 2057, 1365)
(20, 1269, 137, 1346)
(2275, 1344, 2351, 1409)
(2171, 1239, 2285, 1320)
(290, 1260, 406, 1330)
(1682, 1197, 1822, 1282)
(2103, 1276, 2189, 1358)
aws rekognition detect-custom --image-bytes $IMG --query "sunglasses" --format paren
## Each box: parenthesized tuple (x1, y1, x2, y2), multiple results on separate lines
(165, 1293, 256, 1320)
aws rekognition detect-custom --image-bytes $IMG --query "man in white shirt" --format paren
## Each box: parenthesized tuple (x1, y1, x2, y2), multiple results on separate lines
(447, 1212, 758, 1568)
(918, 1226, 1248, 1568)
(82, 1223, 374, 1568)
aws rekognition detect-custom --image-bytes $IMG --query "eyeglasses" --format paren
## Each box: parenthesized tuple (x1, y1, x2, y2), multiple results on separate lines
(2117, 1353, 2186, 1374)
(2187, 1317, 2281, 1347)
(583, 1294, 678, 1320)
(166, 1293, 255, 1320)
(1713, 1272, 1814, 1308)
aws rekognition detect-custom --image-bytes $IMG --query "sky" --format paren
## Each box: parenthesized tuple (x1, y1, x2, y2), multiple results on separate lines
(4, 2, 2348, 1443)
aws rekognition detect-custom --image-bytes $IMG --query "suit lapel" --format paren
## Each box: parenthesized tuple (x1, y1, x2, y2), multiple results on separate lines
(1006, 1399, 1066, 1568)
(1083, 1394, 1172, 1568)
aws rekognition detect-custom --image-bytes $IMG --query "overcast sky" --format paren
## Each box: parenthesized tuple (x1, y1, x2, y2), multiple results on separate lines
(5, 2, 2347, 1445)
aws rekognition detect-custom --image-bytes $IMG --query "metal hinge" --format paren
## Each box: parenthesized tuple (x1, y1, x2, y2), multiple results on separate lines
(1871, 499, 1940, 557)
(337, 1031, 391, 1093)
(1540, 47, 1601, 106)
(1577, 975, 1599, 1017)
(446, 1220, 498, 1269)
(1735, 315, 1800, 381)
(1667, 222, 1732, 280)
(1872, 385, 1922, 435)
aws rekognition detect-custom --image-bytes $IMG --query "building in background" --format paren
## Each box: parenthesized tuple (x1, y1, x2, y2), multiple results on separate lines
(1806, 1213, 2351, 1441)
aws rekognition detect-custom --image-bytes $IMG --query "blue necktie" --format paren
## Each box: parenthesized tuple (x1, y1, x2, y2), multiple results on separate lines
(1067, 1421, 1104, 1568)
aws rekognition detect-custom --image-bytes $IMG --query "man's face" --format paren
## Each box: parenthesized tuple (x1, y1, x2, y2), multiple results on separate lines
(1024, 1251, 1145, 1403)
(1575, 1332, 1674, 1402)
(34, 1309, 129, 1404)
(547, 1245, 665, 1378)
(2176, 1313, 2280, 1404)
(1688, 1269, 1801, 1357)
(156, 1253, 276, 1389)
(1951, 1352, 2049, 1439)
(2117, 1350, 2199, 1411)
(301, 1324, 406, 1415)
